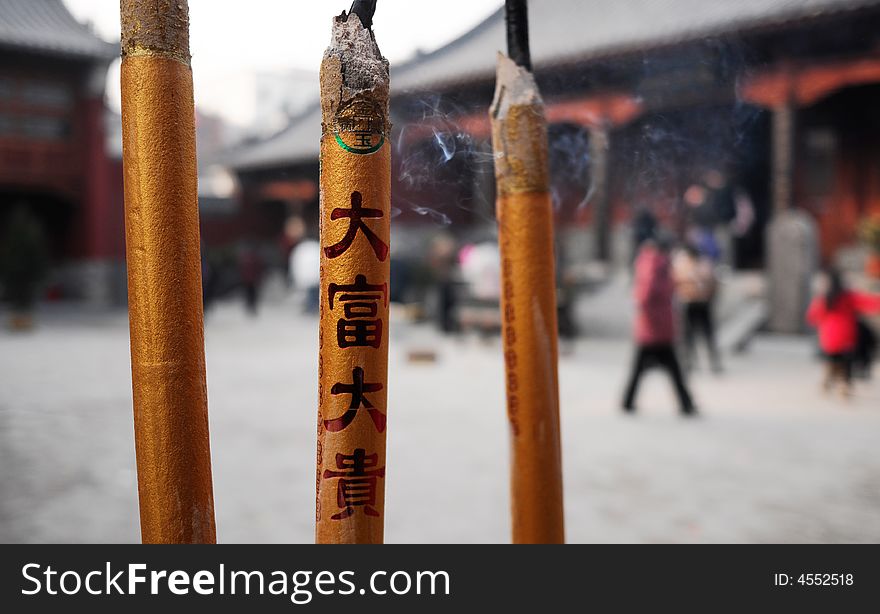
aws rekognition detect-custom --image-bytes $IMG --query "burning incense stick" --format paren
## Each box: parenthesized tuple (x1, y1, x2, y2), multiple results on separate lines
(316, 1, 391, 544)
(490, 0, 565, 544)
(119, 0, 215, 544)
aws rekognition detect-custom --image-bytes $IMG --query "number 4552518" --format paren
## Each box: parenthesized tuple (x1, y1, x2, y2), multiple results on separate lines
(775, 573, 854, 586)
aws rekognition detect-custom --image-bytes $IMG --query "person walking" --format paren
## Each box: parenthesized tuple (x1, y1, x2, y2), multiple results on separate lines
(623, 236, 697, 415)
(673, 244, 722, 372)
(807, 269, 880, 397)
(238, 242, 264, 317)
(428, 234, 459, 333)
(289, 237, 320, 313)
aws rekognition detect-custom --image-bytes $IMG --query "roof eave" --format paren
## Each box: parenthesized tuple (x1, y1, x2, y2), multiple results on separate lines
(0, 40, 119, 63)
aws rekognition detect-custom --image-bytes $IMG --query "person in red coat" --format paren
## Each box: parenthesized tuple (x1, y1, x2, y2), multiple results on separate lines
(807, 269, 880, 396)
(622, 236, 696, 415)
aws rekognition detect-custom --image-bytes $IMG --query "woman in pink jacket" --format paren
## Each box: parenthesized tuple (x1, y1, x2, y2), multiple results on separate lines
(622, 238, 696, 415)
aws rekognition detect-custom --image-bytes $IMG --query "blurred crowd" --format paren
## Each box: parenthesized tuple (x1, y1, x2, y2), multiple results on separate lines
(3, 168, 879, 417)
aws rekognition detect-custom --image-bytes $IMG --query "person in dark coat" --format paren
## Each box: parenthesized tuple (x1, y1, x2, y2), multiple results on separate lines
(238, 242, 264, 316)
(853, 319, 877, 380)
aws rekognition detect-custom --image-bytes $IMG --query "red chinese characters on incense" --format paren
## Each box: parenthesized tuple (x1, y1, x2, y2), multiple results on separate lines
(316, 2, 391, 544)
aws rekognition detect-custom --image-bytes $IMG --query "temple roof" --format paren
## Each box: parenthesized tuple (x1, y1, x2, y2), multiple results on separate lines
(0, 0, 117, 61)
(231, 103, 322, 171)
(232, 0, 880, 171)
(393, 0, 880, 92)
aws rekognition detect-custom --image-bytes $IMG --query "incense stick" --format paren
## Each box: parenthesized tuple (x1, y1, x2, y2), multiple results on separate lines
(491, 0, 565, 544)
(119, 0, 215, 544)
(316, 2, 391, 544)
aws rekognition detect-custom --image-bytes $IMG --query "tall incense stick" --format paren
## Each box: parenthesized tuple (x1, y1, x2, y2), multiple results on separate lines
(490, 0, 565, 544)
(316, 1, 391, 544)
(119, 0, 215, 544)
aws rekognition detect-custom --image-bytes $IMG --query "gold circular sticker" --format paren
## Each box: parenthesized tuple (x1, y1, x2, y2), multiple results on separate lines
(333, 96, 386, 155)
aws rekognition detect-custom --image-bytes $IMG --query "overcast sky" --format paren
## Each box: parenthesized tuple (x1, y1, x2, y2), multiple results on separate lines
(64, 0, 501, 126)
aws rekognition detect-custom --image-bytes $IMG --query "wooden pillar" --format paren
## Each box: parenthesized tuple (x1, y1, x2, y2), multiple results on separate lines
(772, 101, 796, 214)
(589, 124, 611, 262)
(83, 64, 114, 262)
(766, 99, 818, 333)
(80, 62, 118, 305)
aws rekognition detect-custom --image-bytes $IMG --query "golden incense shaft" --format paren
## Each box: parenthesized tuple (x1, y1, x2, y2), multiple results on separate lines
(120, 0, 215, 544)
(490, 55, 565, 544)
(316, 10, 391, 544)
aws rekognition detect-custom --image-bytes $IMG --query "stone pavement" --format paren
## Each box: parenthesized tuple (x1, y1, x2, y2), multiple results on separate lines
(1, 293, 879, 543)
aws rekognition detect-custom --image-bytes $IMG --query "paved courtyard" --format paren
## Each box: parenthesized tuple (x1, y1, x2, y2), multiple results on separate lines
(1, 287, 879, 543)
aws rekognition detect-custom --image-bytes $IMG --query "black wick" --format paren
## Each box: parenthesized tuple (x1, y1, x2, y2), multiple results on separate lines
(348, 0, 377, 30)
(505, 0, 532, 71)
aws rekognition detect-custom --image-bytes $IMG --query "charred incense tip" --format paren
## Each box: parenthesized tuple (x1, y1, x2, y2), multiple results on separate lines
(348, 0, 377, 30)
(491, 53, 542, 118)
(505, 0, 532, 71)
(327, 3, 387, 86)
(490, 54, 548, 194)
(321, 5, 390, 134)
(120, 0, 191, 64)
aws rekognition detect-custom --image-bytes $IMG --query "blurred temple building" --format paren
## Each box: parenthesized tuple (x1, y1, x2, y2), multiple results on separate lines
(230, 0, 880, 275)
(0, 0, 247, 306)
(0, 0, 121, 304)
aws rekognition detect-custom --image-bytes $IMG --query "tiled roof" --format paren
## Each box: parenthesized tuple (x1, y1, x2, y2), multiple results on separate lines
(232, 0, 880, 170)
(0, 0, 117, 60)
(231, 103, 322, 171)
(393, 0, 880, 92)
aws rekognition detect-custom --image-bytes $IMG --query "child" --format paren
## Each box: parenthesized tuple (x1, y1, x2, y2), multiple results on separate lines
(806, 270, 880, 397)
